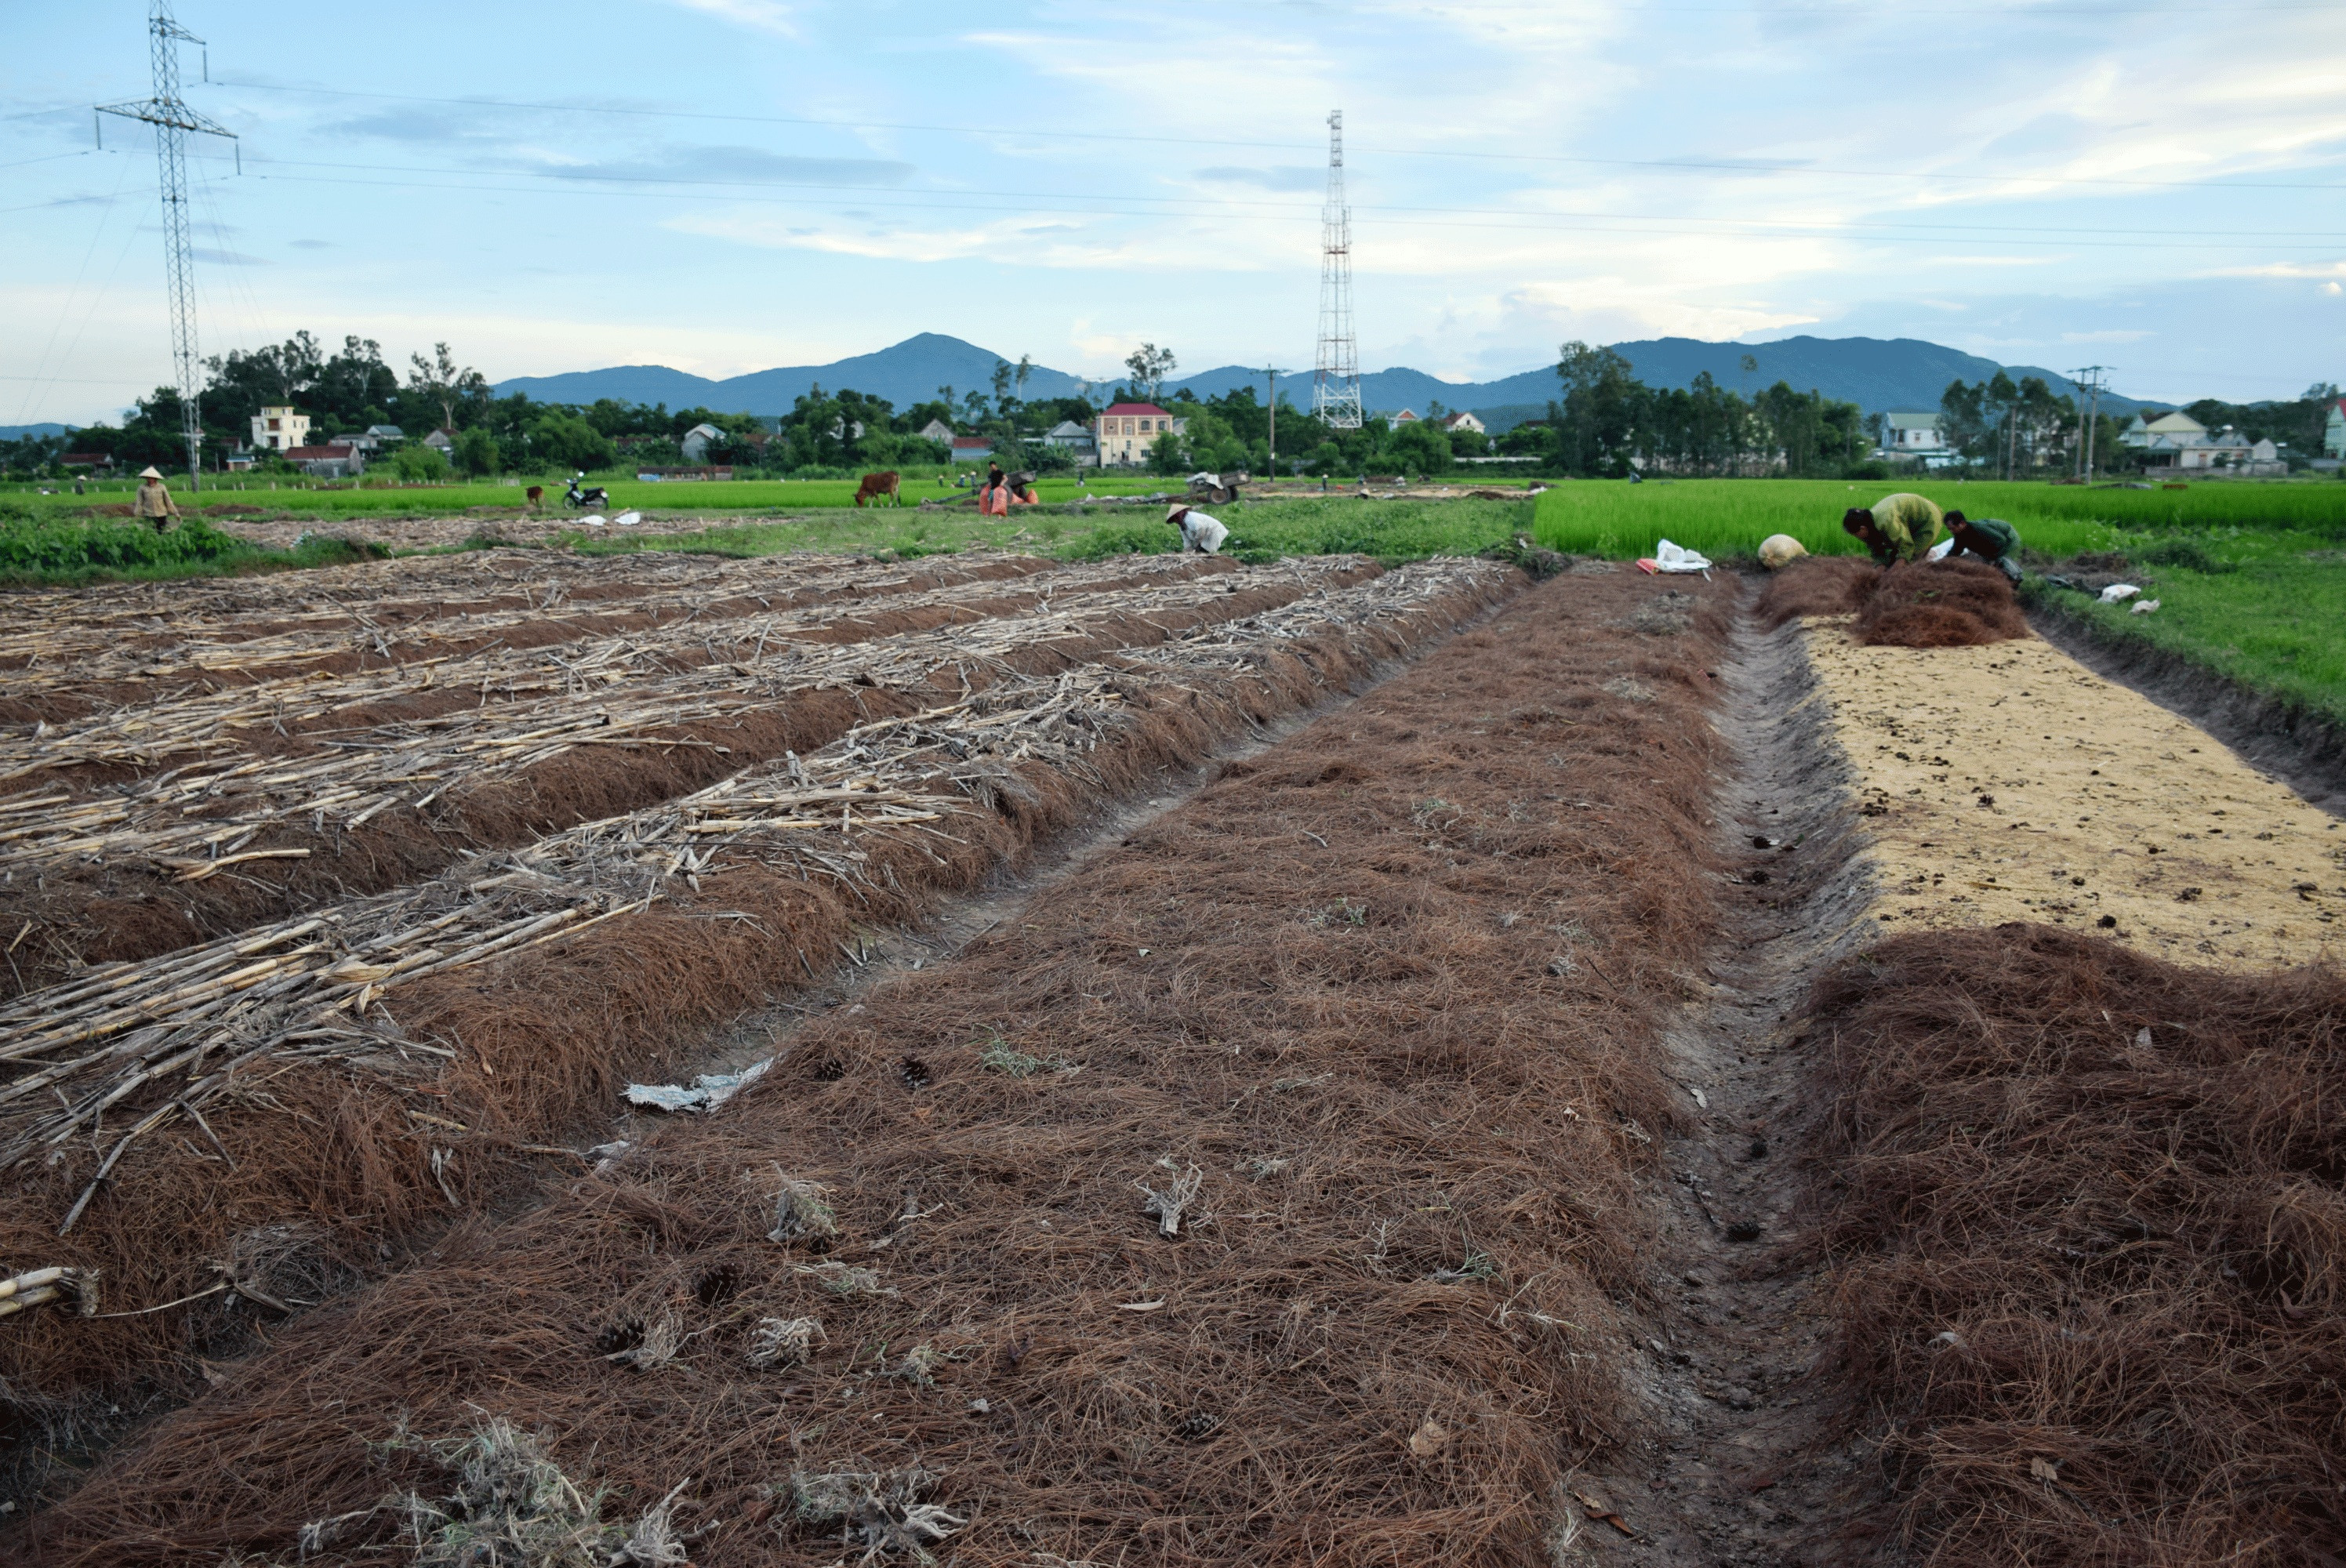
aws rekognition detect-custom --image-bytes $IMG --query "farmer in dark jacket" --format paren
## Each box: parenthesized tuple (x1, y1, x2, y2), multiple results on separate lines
(1943, 511, 2023, 583)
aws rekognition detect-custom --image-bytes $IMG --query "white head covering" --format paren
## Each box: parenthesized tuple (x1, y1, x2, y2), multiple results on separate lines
(138, 466, 165, 480)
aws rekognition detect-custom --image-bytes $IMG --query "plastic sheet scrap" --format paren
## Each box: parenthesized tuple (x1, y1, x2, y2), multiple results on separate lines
(1637, 539, 1712, 576)
(625, 1057, 773, 1113)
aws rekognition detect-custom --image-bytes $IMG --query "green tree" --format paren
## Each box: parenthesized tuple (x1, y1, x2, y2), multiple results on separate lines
(1147, 429, 1186, 475)
(452, 426, 500, 477)
(390, 443, 450, 483)
(1554, 342, 1644, 477)
(528, 412, 616, 472)
(1124, 343, 1178, 402)
(405, 343, 490, 434)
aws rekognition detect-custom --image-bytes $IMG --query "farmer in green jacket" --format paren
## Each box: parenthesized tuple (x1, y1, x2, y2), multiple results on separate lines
(1943, 511, 2023, 583)
(1840, 492, 1944, 564)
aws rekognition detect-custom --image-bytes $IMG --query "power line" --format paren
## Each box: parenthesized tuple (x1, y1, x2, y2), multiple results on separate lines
(198, 79, 2346, 194)
(166, 165, 2345, 252)
(150, 149, 2346, 240)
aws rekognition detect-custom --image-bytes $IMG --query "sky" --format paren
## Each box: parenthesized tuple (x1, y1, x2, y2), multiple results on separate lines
(4, 0, 2344, 426)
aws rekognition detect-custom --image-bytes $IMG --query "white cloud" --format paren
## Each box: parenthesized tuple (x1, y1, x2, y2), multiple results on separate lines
(2060, 329, 2152, 343)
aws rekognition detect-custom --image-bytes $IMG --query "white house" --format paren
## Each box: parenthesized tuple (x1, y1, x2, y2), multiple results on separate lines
(680, 423, 724, 463)
(422, 427, 457, 456)
(2326, 397, 2345, 459)
(917, 418, 956, 446)
(1389, 408, 1420, 424)
(1094, 402, 1183, 467)
(1436, 411, 1486, 435)
(250, 405, 310, 452)
(1882, 411, 1946, 453)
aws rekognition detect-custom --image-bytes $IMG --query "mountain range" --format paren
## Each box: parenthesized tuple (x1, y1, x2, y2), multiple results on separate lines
(492, 332, 2152, 431)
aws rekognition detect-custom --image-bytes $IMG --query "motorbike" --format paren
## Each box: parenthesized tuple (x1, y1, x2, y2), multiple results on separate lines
(565, 477, 610, 510)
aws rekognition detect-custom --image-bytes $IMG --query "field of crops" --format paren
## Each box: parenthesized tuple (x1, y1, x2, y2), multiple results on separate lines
(1532, 475, 2346, 561)
(3, 528, 2343, 1566)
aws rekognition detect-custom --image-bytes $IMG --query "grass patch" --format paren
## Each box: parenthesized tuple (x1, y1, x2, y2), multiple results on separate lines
(2029, 528, 2346, 728)
(1532, 477, 2346, 562)
(0, 510, 387, 586)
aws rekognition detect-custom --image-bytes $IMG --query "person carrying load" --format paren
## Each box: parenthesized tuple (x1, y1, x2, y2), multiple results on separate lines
(1840, 492, 1943, 564)
(133, 466, 180, 533)
(1165, 503, 1228, 555)
(1941, 510, 2023, 584)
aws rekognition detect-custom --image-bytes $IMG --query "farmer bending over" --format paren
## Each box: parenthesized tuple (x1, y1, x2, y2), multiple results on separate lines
(1840, 492, 1943, 564)
(133, 466, 180, 533)
(1942, 510, 2023, 583)
(1166, 503, 1228, 555)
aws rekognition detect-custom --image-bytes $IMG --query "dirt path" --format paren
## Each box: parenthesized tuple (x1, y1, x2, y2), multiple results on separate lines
(1556, 606, 1882, 1564)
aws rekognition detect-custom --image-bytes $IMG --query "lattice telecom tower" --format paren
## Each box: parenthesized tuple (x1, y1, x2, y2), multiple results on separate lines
(1313, 110, 1364, 430)
(99, 1, 236, 488)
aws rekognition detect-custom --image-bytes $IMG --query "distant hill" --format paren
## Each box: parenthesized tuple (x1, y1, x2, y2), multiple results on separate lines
(1171, 339, 2145, 432)
(495, 333, 1088, 413)
(0, 423, 69, 441)
(494, 333, 2153, 430)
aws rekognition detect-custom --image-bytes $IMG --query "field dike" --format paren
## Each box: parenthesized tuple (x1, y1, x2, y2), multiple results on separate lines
(0, 560, 1360, 998)
(0, 560, 1513, 1519)
(11, 568, 1753, 1565)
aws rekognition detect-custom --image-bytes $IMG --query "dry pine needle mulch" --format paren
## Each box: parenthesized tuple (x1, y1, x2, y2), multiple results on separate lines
(17, 570, 1748, 1567)
(1803, 924, 2346, 1566)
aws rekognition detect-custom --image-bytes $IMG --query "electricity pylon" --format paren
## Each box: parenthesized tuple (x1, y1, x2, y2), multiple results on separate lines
(1313, 111, 1364, 430)
(99, 1, 236, 490)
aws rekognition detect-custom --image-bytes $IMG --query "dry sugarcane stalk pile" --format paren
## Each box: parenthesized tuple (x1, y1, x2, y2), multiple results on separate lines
(0, 554, 1276, 781)
(0, 546, 886, 663)
(0, 558, 1495, 1219)
(1, 549, 1033, 690)
(0, 560, 1308, 879)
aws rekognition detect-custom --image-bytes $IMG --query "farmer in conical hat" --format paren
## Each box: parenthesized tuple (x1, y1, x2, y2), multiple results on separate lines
(133, 466, 180, 533)
(1840, 492, 1943, 564)
(1165, 503, 1228, 555)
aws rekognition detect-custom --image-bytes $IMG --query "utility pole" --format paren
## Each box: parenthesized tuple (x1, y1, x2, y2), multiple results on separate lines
(1257, 365, 1291, 477)
(1313, 111, 1364, 430)
(99, 1, 235, 492)
(2068, 365, 2107, 481)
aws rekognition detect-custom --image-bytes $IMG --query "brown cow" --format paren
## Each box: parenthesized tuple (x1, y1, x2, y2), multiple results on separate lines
(525, 485, 545, 510)
(852, 470, 901, 507)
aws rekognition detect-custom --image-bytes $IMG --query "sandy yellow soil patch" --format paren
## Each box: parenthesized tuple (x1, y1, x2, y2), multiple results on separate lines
(1801, 620, 2344, 967)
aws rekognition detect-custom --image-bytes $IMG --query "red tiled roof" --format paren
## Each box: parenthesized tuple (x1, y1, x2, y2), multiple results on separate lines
(950, 436, 993, 450)
(1099, 403, 1171, 418)
(282, 445, 356, 459)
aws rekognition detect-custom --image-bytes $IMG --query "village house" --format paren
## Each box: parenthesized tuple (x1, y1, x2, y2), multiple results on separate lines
(679, 423, 724, 463)
(1882, 411, 1947, 453)
(950, 434, 996, 466)
(1093, 402, 1184, 466)
(1043, 419, 1096, 462)
(917, 418, 956, 446)
(250, 405, 310, 452)
(2326, 397, 2345, 459)
(421, 427, 457, 457)
(281, 443, 363, 479)
(2122, 411, 2290, 475)
(1436, 411, 1485, 435)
